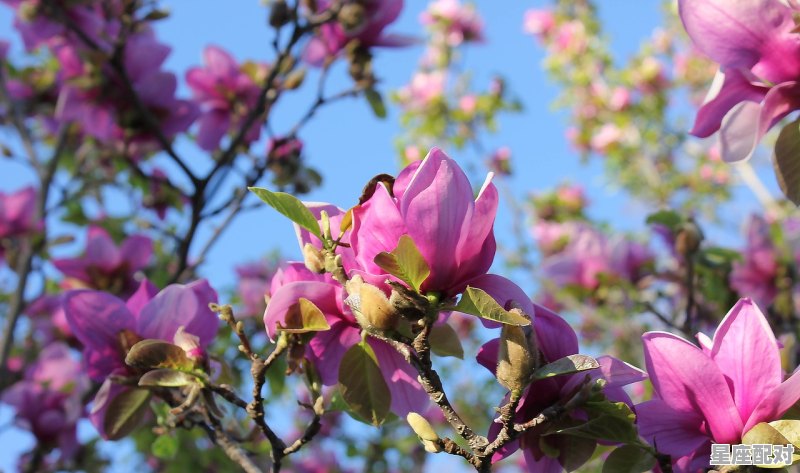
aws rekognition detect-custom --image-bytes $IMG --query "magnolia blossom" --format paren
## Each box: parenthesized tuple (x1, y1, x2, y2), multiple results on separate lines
(729, 215, 779, 308)
(0, 186, 40, 262)
(2, 343, 90, 460)
(235, 259, 279, 317)
(637, 299, 800, 471)
(63, 279, 218, 437)
(679, 0, 800, 162)
(522, 9, 555, 39)
(186, 46, 264, 150)
(477, 290, 645, 471)
(264, 262, 428, 416)
(396, 70, 447, 111)
(539, 224, 652, 290)
(56, 30, 198, 151)
(53, 226, 153, 296)
(304, 0, 412, 66)
(351, 147, 498, 297)
(420, 0, 484, 47)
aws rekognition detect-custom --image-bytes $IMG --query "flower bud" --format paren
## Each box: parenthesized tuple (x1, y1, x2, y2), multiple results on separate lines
(496, 323, 535, 393)
(674, 219, 703, 257)
(406, 412, 439, 441)
(338, 3, 366, 33)
(269, 0, 291, 28)
(303, 243, 326, 273)
(345, 276, 399, 331)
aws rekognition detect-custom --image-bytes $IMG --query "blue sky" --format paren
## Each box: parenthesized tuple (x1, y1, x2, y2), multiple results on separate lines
(0, 0, 756, 470)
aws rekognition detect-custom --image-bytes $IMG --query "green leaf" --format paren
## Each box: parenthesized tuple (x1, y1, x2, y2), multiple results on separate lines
(138, 369, 196, 387)
(774, 118, 800, 205)
(151, 435, 179, 460)
(277, 297, 331, 333)
(373, 235, 430, 292)
(454, 286, 531, 326)
(104, 388, 151, 440)
(125, 340, 193, 371)
(365, 88, 387, 119)
(558, 400, 638, 444)
(602, 445, 657, 473)
(428, 323, 464, 359)
(531, 354, 599, 381)
(248, 187, 321, 238)
(338, 341, 391, 426)
(645, 210, 682, 231)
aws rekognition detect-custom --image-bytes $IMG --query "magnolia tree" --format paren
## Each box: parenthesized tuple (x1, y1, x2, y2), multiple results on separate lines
(2, 0, 800, 472)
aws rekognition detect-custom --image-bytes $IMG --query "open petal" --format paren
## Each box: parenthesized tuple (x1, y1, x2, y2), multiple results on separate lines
(636, 399, 709, 457)
(196, 110, 230, 151)
(710, 299, 782, 422)
(690, 69, 767, 138)
(369, 339, 428, 416)
(136, 281, 218, 347)
(351, 183, 406, 275)
(63, 290, 132, 355)
(533, 304, 579, 362)
(401, 148, 472, 291)
(642, 331, 743, 443)
(85, 226, 121, 271)
(125, 279, 159, 318)
(307, 320, 360, 386)
(744, 367, 800, 432)
(263, 280, 342, 340)
(453, 173, 498, 289)
(119, 235, 153, 271)
(678, 0, 793, 69)
(718, 100, 762, 162)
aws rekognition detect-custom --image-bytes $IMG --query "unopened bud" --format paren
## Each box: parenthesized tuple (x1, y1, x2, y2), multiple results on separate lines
(337, 3, 366, 33)
(303, 243, 326, 273)
(406, 412, 439, 441)
(387, 282, 429, 321)
(496, 324, 535, 393)
(345, 276, 399, 331)
(423, 439, 442, 453)
(269, 0, 291, 28)
(674, 219, 703, 257)
(284, 68, 306, 90)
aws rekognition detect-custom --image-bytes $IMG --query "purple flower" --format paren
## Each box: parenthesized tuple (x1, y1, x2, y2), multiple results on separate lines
(350, 147, 498, 297)
(477, 294, 645, 471)
(420, 0, 484, 47)
(679, 0, 800, 161)
(264, 262, 428, 416)
(186, 45, 264, 151)
(636, 299, 800, 471)
(730, 215, 779, 308)
(55, 30, 198, 153)
(235, 259, 280, 317)
(63, 279, 218, 438)
(2, 342, 90, 460)
(0, 186, 40, 262)
(53, 226, 153, 296)
(304, 0, 413, 66)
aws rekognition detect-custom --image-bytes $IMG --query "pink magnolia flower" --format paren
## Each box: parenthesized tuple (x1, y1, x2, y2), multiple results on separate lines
(351, 147, 498, 297)
(2, 342, 90, 460)
(63, 279, 218, 438)
(186, 46, 264, 151)
(540, 225, 652, 290)
(304, 0, 413, 66)
(523, 9, 555, 39)
(730, 215, 779, 308)
(236, 259, 280, 317)
(264, 262, 428, 416)
(420, 0, 484, 47)
(679, 0, 800, 162)
(56, 30, 198, 153)
(0, 186, 40, 262)
(396, 70, 447, 111)
(637, 299, 800, 471)
(25, 294, 72, 343)
(487, 146, 512, 176)
(477, 289, 645, 471)
(53, 226, 153, 296)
